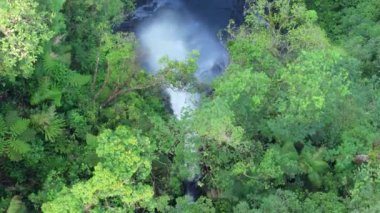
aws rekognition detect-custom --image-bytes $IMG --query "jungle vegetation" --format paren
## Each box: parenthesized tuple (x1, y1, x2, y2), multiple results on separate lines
(0, 0, 379, 212)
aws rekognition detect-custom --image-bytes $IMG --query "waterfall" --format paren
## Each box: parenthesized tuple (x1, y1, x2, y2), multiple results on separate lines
(135, 0, 229, 115)
(132, 0, 238, 199)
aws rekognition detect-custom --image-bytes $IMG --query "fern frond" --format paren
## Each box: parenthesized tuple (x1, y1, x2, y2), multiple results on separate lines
(9, 139, 31, 154)
(9, 119, 30, 137)
(44, 117, 65, 142)
(42, 54, 67, 80)
(18, 128, 36, 142)
(66, 72, 91, 87)
(0, 116, 6, 137)
(7, 139, 31, 161)
(7, 149, 23, 161)
(31, 109, 51, 127)
(31, 107, 65, 142)
(46, 88, 62, 107)
(5, 111, 20, 126)
(31, 84, 62, 107)
(0, 139, 6, 155)
(7, 196, 27, 213)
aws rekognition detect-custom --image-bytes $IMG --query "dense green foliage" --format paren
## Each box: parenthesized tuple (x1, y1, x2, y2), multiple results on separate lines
(0, 0, 379, 212)
(307, 0, 380, 76)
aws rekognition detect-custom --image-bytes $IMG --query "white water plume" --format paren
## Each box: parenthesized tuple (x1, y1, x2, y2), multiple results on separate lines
(136, 1, 228, 119)
(131, 0, 242, 200)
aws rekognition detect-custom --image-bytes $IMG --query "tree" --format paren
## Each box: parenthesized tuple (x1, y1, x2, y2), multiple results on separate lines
(63, 0, 132, 71)
(244, 0, 322, 59)
(308, 0, 380, 76)
(0, 0, 53, 79)
(265, 49, 351, 143)
(41, 126, 155, 212)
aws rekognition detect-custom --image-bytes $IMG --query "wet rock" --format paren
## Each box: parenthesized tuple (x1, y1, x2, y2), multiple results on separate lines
(117, 0, 245, 32)
(182, 0, 245, 33)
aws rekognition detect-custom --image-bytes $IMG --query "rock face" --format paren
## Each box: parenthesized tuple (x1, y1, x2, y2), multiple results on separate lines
(182, 0, 245, 33)
(116, 0, 245, 32)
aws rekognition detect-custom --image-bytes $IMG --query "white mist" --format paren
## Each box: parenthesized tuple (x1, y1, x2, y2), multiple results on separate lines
(134, 0, 229, 199)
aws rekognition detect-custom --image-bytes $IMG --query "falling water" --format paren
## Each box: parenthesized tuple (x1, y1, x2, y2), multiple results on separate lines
(131, 0, 243, 199)
(135, 0, 230, 119)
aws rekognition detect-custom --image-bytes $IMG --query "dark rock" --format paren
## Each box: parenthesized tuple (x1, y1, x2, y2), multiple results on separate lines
(117, 0, 245, 33)
(183, 176, 204, 200)
(182, 0, 245, 33)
